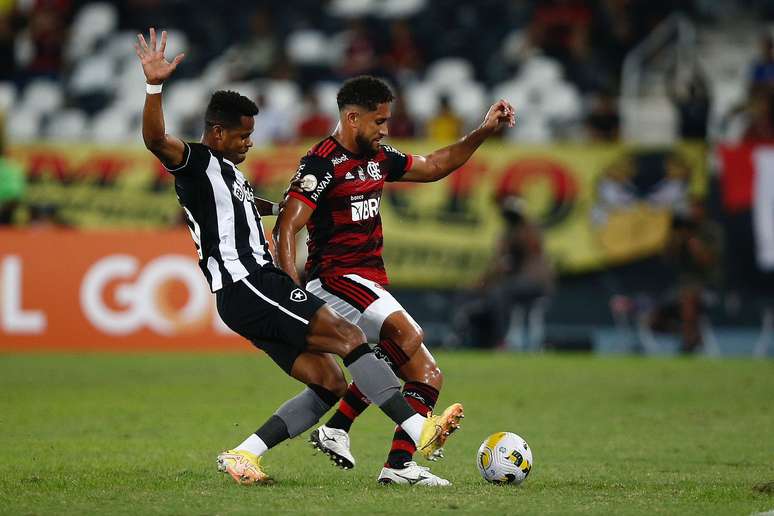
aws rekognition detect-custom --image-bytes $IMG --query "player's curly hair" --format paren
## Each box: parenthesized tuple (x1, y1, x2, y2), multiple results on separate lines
(205, 90, 259, 129)
(337, 76, 395, 111)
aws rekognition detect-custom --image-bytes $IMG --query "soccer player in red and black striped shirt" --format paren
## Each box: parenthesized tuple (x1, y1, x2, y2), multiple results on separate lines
(276, 76, 514, 485)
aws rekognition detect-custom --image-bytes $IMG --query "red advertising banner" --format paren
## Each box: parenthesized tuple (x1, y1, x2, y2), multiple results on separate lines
(0, 229, 251, 351)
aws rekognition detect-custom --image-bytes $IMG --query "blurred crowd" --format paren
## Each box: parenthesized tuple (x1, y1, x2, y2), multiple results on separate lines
(3, 0, 774, 354)
(2, 0, 773, 144)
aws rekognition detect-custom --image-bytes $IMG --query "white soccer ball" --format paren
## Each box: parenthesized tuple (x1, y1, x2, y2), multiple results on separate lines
(476, 432, 533, 485)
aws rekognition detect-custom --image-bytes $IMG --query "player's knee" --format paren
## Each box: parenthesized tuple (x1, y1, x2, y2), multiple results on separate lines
(433, 366, 444, 390)
(399, 326, 423, 357)
(336, 318, 366, 357)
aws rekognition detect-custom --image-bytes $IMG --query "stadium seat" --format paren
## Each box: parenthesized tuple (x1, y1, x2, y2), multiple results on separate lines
(404, 80, 440, 121)
(91, 108, 136, 143)
(327, 0, 377, 18)
(66, 2, 119, 61)
(0, 82, 16, 112)
(449, 81, 486, 125)
(165, 80, 208, 121)
(426, 58, 475, 91)
(103, 31, 142, 61)
(20, 80, 64, 116)
(511, 113, 551, 143)
(378, 0, 427, 18)
(161, 30, 189, 63)
(261, 80, 302, 118)
(314, 81, 342, 119)
(46, 109, 88, 140)
(492, 80, 530, 115)
(542, 82, 582, 121)
(70, 55, 116, 95)
(7, 108, 42, 141)
(518, 56, 563, 88)
(286, 30, 333, 65)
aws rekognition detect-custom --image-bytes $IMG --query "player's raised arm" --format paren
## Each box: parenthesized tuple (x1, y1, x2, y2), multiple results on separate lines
(135, 27, 186, 167)
(274, 196, 314, 286)
(399, 99, 515, 183)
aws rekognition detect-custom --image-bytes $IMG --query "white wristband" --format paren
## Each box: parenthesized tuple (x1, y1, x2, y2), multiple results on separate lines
(146, 83, 163, 94)
(271, 203, 280, 216)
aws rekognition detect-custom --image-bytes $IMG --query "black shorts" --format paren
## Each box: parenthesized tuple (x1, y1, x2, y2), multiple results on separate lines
(216, 265, 326, 374)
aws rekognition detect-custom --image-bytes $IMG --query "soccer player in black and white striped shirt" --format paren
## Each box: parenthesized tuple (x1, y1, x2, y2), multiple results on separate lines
(135, 28, 463, 485)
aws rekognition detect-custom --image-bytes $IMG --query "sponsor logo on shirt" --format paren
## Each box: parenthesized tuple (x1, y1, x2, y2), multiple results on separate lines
(290, 288, 308, 302)
(382, 144, 405, 158)
(332, 154, 349, 165)
(311, 172, 333, 202)
(300, 174, 318, 192)
(351, 195, 381, 222)
(345, 171, 355, 180)
(232, 181, 254, 203)
(367, 161, 382, 180)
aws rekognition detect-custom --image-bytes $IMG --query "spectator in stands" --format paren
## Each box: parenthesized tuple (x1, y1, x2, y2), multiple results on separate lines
(251, 92, 294, 145)
(337, 18, 380, 78)
(585, 91, 620, 141)
(426, 95, 463, 141)
(529, 0, 592, 69)
(23, 0, 71, 80)
(742, 89, 774, 142)
(221, 9, 278, 82)
(383, 19, 423, 84)
(650, 198, 722, 353)
(296, 90, 333, 139)
(750, 34, 774, 90)
(449, 196, 555, 349)
(667, 65, 711, 140)
(388, 94, 415, 138)
(0, 115, 25, 225)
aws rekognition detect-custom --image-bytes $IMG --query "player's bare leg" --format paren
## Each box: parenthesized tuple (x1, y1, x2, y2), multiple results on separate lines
(218, 351, 347, 484)
(314, 311, 463, 479)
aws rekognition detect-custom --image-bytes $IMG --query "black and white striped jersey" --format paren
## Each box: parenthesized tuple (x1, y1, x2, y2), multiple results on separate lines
(167, 142, 273, 292)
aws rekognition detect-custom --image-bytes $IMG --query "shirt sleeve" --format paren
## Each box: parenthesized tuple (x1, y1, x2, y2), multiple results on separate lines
(382, 144, 414, 182)
(163, 142, 212, 175)
(287, 154, 335, 209)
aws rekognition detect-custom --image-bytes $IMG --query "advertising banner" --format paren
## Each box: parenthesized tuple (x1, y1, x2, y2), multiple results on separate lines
(0, 229, 245, 351)
(8, 141, 707, 288)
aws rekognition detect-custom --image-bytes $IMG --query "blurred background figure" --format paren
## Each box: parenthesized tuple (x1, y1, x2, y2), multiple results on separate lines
(221, 10, 279, 82)
(426, 95, 463, 141)
(0, 114, 25, 224)
(585, 91, 620, 141)
(449, 196, 555, 350)
(668, 66, 711, 141)
(649, 199, 722, 353)
(296, 88, 334, 139)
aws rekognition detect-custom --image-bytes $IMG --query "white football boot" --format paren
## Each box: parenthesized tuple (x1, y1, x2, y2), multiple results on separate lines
(309, 425, 355, 469)
(377, 461, 451, 486)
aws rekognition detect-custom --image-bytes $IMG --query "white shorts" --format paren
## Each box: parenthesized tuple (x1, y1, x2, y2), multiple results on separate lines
(306, 274, 404, 342)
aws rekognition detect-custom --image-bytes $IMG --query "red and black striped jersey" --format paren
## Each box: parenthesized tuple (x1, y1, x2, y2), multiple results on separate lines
(288, 136, 412, 285)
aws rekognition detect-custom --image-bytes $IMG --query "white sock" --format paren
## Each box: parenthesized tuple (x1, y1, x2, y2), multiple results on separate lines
(400, 413, 426, 445)
(235, 433, 268, 457)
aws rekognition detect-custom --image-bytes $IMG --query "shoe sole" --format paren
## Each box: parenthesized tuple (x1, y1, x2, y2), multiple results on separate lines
(309, 430, 355, 470)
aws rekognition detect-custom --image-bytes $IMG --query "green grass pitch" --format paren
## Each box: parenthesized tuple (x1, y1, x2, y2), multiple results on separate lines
(1, 352, 773, 515)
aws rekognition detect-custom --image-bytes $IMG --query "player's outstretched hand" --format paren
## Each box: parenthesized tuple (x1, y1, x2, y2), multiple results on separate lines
(480, 99, 516, 133)
(134, 27, 185, 85)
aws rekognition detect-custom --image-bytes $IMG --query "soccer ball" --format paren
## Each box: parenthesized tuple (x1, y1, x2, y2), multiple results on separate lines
(477, 432, 533, 485)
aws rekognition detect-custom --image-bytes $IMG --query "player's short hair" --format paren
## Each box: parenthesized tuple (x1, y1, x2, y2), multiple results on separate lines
(337, 76, 395, 111)
(205, 90, 259, 129)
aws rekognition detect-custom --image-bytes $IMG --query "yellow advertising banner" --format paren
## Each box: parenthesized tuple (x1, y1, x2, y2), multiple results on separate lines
(9, 141, 706, 287)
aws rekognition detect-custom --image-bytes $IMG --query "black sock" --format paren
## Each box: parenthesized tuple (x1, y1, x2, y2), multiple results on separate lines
(255, 415, 290, 449)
